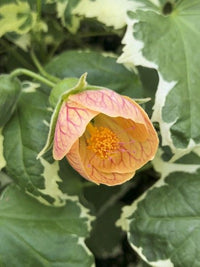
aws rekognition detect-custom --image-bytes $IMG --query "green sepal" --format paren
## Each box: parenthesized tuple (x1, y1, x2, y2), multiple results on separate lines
(37, 73, 88, 158)
(49, 77, 79, 108)
(0, 74, 21, 127)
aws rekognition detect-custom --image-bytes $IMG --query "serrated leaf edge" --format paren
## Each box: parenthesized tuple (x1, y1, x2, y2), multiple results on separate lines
(129, 240, 174, 267)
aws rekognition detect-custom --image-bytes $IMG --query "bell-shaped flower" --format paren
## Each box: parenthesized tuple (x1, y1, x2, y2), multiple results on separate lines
(53, 87, 159, 186)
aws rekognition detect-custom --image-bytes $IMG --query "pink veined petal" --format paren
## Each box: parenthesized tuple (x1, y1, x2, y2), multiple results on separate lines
(53, 99, 98, 160)
(69, 137, 135, 186)
(86, 165, 135, 186)
(66, 140, 91, 181)
(69, 89, 147, 125)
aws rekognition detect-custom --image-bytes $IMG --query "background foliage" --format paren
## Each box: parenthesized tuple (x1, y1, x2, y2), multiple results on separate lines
(0, 0, 200, 266)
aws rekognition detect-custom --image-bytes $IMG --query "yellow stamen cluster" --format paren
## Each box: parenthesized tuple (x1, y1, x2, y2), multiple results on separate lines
(86, 125, 120, 159)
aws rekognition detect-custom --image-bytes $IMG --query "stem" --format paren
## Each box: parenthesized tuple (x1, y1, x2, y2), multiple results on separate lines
(97, 181, 137, 217)
(10, 68, 55, 88)
(36, 0, 42, 21)
(82, 181, 96, 188)
(31, 50, 61, 83)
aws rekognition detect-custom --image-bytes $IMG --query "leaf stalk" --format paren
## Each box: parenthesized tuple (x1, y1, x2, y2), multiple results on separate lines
(10, 68, 55, 88)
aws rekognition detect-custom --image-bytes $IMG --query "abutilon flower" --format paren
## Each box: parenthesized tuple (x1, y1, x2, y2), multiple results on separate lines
(53, 88, 159, 186)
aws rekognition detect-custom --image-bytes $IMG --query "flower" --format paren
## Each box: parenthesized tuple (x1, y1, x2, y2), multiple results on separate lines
(53, 89, 159, 186)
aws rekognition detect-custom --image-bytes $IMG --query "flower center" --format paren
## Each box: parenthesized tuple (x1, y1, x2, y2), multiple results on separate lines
(86, 123, 120, 159)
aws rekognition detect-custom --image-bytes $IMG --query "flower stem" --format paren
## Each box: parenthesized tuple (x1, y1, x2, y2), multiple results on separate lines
(31, 50, 61, 83)
(10, 68, 55, 88)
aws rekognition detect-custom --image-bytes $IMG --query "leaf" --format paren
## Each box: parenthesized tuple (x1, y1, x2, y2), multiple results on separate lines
(45, 50, 143, 99)
(73, 0, 133, 30)
(0, 185, 94, 266)
(0, 75, 21, 128)
(48, 0, 131, 32)
(5, 32, 31, 51)
(0, 0, 37, 37)
(47, 0, 82, 33)
(119, 0, 200, 153)
(2, 89, 68, 206)
(117, 151, 200, 267)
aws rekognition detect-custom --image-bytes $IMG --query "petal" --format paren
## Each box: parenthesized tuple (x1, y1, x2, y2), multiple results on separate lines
(53, 99, 98, 160)
(66, 140, 91, 181)
(69, 89, 147, 124)
(86, 167, 135, 186)
(66, 139, 135, 186)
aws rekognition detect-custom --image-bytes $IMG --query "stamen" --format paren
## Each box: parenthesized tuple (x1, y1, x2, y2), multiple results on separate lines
(86, 123, 120, 159)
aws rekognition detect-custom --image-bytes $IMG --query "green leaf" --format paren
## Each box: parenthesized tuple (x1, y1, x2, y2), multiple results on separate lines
(5, 32, 31, 51)
(119, 0, 200, 152)
(45, 50, 143, 99)
(0, 75, 21, 127)
(117, 151, 200, 266)
(2, 89, 68, 206)
(58, 159, 84, 197)
(0, 0, 37, 37)
(0, 185, 94, 266)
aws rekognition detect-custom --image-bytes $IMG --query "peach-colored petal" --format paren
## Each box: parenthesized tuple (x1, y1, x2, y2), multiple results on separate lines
(66, 140, 91, 181)
(113, 117, 148, 142)
(109, 116, 159, 169)
(53, 99, 98, 160)
(66, 139, 135, 186)
(86, 166, 135, 186)
(69, 89, 147, 124)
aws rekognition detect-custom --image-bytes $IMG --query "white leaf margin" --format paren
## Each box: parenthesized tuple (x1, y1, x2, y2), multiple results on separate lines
(73, 0, 141, 30)
(25, 157, 95, 258)
(48, 0, 159, 31)
(0, 128, 6, 171)
(28, 157, 94, 228)
(117, 2, 200, 156)
(116, 149, 200, 266)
